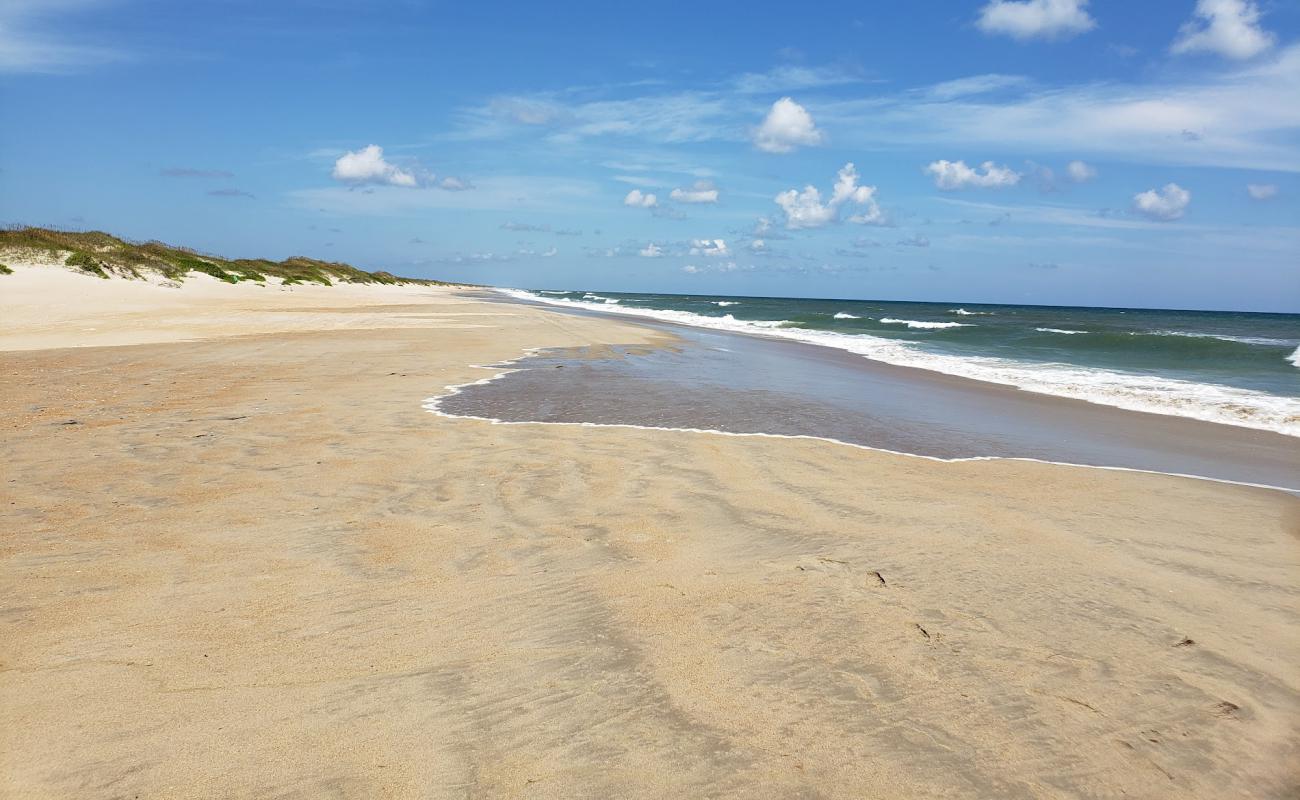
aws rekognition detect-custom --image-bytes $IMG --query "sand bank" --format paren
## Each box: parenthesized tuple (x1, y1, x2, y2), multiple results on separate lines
(2, 266, 1297, 798)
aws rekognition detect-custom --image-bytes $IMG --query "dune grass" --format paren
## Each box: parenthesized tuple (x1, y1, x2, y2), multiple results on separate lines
(0, 226, 456, 286)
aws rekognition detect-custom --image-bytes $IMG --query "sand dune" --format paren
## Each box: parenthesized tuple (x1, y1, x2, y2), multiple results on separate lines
(2, 268, 1297, 798)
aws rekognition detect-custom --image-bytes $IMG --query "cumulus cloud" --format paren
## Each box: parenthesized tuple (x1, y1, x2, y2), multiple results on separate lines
(332, 145, 420, 188)
(754, 97, 824, 154)
(439, 176, 472, 191)
(623, 189, 658, 208)
(542, 247, 558, 257)
(775, 163, 885, 230)
(1065, 160, 1097, 182)
(1246, 182, 1278, 200)
(1172, 0, 1274, 60)
(925, 159, 1022, 190)
(670, 180, 719, 204)
(689, 239, 730, 257)
(639, 243, 664, 257)
(1132, 182, 1191, 220)
(976, 0, 1096, 41)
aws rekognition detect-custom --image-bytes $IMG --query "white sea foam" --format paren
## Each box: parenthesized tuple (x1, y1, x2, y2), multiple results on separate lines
(501, 288, 1300, 436)
(1149, 330, 1298, 347)
(881, 317, 969, 330)
(582, 293, 621, 304)
(949, 308, 993, 316)
(730, 316, 794, 328)
(713, 301, 739, 307)
(833, 312, 860, 319)
(1289, 346, 1300, 369)
(1036, 327, 1087, 335)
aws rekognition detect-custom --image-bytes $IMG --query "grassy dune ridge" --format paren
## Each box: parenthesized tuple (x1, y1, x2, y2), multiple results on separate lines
(0, 226, 454, 286)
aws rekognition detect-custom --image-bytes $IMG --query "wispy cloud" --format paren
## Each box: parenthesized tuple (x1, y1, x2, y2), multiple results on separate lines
(162, 168, 235, 179)
(289, 175, 600, 215)
(819, 45, 1300, 171)
(730, 64, 865, 94)
(446, 46, 1300, 172)
(0, 0, 128, 74)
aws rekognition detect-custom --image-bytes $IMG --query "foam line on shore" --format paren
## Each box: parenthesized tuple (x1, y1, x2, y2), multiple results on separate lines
(422, 352, 1300, 496)
(499, 289, 1300, 437)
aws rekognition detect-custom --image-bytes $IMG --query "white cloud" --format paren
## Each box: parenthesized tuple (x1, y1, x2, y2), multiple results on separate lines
(681, 261, 742, 275)
(488, 96, 566, 125)
(1247, 183, 1278, 200)
(749, 239, 767, 252)
(332, 145, 420, 188)
(439, 176, 472, 191)
(925, 73, 1030, 101)
(689, 239, 730, 257)
(542, 247, 558, 257)
(623, 189, 658, 208)
(1172, 0, 1274, 60)
(775, 163, 885, 229)
(925, 159, 1022, 190)
(639, 243, 664, 257)
(809, 46, 1300, 172)
(754, 97, 824, 154)
(613, 174, 668, 187)
(731, 64, 863, 94)
(976, 0, 1096, 41)
(670, 180, 719, 204)
(1133, 183, 1191, 220)
(289, 175, 600, 215)
(0, 0, 127, 74)
(1065, 160, 1097, 182)
(446, 47, 1299, 172)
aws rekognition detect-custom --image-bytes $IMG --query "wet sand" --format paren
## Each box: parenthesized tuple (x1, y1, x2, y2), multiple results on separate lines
(437, 311, 1300, 491)
(2, 270, 1299, 798)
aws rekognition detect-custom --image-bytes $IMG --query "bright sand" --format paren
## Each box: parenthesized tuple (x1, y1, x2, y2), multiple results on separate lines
(2, 263, 1298, 798)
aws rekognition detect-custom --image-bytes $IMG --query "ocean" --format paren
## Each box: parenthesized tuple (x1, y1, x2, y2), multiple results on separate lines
(503, 289, 1300, 437)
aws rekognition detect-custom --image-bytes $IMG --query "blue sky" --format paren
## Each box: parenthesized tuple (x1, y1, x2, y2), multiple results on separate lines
(2, 0, 1298, 311)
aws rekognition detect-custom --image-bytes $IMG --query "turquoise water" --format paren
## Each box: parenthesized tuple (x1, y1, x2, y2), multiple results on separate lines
(506, 289, 1300, 435)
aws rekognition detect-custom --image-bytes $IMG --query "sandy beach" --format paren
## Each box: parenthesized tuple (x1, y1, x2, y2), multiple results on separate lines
(2, 265, 1298, 798)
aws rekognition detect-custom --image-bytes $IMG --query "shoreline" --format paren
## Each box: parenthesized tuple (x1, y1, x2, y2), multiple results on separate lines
(499, 289, 1300, 438)
(456, 291, 1299, 493)
(425, 349, 1300, 496)
(4, 275, 1299, 798)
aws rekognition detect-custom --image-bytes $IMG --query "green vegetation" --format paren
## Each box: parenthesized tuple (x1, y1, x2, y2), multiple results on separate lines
(0, 226, 458, 287)
(65, 250, 110, 279)
(0, 263, 12, 275)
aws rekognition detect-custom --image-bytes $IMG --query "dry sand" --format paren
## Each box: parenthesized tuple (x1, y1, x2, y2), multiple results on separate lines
(2, 264, 1298, 798)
